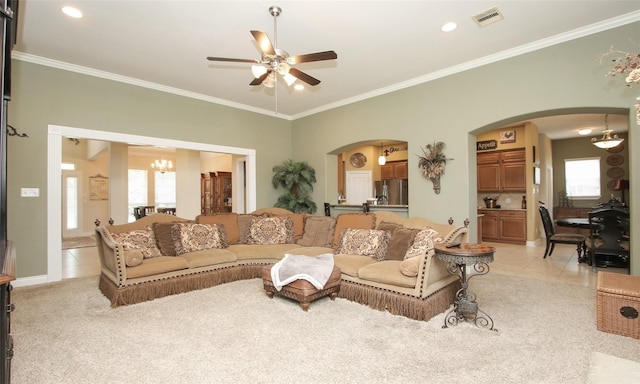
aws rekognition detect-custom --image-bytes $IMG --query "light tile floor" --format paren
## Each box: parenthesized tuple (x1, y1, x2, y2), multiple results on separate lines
(62, 240, 628, 282)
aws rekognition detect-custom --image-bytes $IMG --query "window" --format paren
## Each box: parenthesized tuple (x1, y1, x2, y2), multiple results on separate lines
(564, 158, 600, 199)
(154, 171, 176, 208)
(65, 176, 78, 230)
(128, 169, 148, 222)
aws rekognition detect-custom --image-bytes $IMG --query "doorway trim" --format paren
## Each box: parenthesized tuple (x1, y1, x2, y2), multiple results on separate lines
(47, 124, 257, 283)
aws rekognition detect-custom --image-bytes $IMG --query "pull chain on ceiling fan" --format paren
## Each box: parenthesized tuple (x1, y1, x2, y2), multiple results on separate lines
(206, 5, 338, 112)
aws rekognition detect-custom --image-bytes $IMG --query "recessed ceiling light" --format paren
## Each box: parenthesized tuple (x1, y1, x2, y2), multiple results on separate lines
(62, 6, 83, 18)
(294, 84, 304, 91)
(578, 128, 592, 135)
(441, 22, 458, 32)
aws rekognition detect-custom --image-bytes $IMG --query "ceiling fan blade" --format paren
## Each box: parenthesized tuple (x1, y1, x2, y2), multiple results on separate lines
(249, 72, 270, 86)
(250, 30, 275, 56)
(207, 57, 260, 64)
(289, 51, 337, 64)
(288, 68, 321, 86)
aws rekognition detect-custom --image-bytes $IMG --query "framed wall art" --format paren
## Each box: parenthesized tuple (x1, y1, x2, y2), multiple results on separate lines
(499, 130, 516, 144)
(89, 174, 109, 200)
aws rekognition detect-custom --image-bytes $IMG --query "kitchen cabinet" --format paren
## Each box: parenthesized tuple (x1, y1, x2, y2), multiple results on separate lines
(479, 209, 526, 244)
(381, 161, 408, 180)
(477, 149, 526, 192)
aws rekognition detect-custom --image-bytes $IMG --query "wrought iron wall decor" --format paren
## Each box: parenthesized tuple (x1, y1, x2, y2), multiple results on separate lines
(7, 124, 28, 138)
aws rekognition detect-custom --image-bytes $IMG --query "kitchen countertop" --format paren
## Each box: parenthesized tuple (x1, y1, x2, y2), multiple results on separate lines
(331, 204, 408, 209)
(478, 208, 526, 211)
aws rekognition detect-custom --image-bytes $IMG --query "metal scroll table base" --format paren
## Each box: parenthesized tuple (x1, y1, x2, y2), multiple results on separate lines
(442, 261, 497, 332)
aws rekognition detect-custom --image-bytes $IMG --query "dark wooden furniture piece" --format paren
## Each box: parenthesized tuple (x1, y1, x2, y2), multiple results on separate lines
(133, 205, 155, 220)
(157, 207, 176, 215)
(477, 149, 526, 192)
(553, 207, 593, 236)
(201, 171, 232, 214)
(478, 209, 526, 244)
(539, 206, 586, 261)
(435, 243, 497, 331)
(587, 207, 630, 272)
(261, 265, 341, 311)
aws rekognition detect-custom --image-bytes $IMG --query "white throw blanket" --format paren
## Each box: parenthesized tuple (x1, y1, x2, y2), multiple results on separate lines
(270, 253, 335, 291)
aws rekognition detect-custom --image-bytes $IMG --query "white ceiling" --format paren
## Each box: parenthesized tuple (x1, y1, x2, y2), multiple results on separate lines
(14, 1, 639, 139)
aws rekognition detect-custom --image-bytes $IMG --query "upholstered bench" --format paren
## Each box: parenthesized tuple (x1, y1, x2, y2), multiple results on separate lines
(261, 264, 341, 311)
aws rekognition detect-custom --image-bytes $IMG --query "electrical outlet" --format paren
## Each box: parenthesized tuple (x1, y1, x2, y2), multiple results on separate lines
(505, 198, 511, 204)
(21, 188, 40, 197)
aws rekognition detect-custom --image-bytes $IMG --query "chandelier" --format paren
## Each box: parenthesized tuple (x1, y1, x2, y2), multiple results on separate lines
(151, 159, 173, 173)
(591, 115, 624, 149)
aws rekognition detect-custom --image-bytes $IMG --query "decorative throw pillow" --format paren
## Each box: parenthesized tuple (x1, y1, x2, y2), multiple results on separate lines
(111, 229, 162, 259)
(171, 223, 228, 256)
(332, 213, 376, 249)
(247, 216, 294, 245)
(404, 228, 441, 260)
(153, 222, 181, 256)
(196, 213, 240, 244)
(385, 227, 421, 261)
(124, 250, 144, 267)
(377, 221, 402, 235)
(337, 229, 390, 261)
(237, 214, 255, 244)
(297, 216, 336, 247)
(272, 213, 307, 242)
(400, 256, 420, 277)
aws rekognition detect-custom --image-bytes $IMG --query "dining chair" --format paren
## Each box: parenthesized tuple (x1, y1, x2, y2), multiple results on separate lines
(586, 207, 630, 272)
(538, 206, 586, 259)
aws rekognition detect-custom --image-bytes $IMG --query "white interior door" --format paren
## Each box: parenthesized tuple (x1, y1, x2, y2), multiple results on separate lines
(346, 171, 373, 205)
(62, 170, 83, 238)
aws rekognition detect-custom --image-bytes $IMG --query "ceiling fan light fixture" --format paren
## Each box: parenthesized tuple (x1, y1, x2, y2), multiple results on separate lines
(263, 73, 276, 88)
(251, 65, 268, 78)
(276, 62, 291, 76)
(294, 84, 304, 91)
(283, 73, 297, 86)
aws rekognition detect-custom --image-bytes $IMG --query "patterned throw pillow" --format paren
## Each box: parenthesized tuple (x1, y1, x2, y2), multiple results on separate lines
(404, 228, 442, 260)
(247, 217, 294, 245)
(171, 223, 228, 255)
(111, 229, 162, 259)
(337, 229, 390, 261)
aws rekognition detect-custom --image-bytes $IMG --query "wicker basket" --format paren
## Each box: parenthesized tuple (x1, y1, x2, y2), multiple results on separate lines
(597, 271, 640, 339)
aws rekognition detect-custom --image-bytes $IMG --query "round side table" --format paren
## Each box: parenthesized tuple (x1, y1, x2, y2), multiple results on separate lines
(435, 243, 497, 331)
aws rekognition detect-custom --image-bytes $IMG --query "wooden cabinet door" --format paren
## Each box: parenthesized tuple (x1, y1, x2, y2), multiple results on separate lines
(480, 211, 499, 241)
(499, 211, 526, 243)
(394, 161, 408, 179)
(501, 162, 526, 191)
(478, 164, 500, 192)
(381, 164, 394, 180)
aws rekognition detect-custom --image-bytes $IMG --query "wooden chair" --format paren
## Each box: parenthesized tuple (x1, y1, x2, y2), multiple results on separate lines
(539, 206, 586, 260)
(586, 207, 630, 272)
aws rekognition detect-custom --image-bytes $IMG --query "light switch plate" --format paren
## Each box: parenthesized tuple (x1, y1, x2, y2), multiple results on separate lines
(21, 188, 40, 197)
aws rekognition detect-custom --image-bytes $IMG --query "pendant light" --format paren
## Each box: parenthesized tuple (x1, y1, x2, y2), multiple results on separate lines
(378, 143, 386, 165)
(591, 114, 624, 149)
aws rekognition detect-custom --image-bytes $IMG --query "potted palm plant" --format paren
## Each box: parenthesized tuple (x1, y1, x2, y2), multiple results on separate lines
(271, 159, 318, 213)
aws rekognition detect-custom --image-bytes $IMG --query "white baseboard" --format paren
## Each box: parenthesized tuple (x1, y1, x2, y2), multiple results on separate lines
(12, 274, 49, 288)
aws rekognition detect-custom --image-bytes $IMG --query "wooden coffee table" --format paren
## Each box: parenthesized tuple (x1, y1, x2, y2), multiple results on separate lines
(435, 243, 497, 331)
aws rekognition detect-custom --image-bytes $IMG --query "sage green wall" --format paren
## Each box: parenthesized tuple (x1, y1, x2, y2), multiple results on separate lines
(552, 133, 629, 208)
(7, 61, 292, 278)
(292, 22, 639, 274)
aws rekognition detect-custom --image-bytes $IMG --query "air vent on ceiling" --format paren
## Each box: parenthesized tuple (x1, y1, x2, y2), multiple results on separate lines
(472, 6, 504, 27)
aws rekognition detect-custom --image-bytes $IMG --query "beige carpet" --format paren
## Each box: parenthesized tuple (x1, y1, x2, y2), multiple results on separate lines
(11, 273, 640, 383)
(61, 236, 96, 250)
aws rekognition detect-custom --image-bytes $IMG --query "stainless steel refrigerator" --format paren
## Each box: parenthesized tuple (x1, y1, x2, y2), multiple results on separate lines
(374, 180, 408, 206)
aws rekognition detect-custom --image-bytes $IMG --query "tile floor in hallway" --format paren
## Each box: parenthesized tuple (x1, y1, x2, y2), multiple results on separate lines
(62, 240, 629, 284)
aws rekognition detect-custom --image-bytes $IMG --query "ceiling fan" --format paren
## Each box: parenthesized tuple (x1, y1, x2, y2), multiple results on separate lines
(206, 5, 337, 88)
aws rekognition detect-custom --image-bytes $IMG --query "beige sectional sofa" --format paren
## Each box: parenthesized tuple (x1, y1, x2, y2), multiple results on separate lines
(95, 208, 469, 321)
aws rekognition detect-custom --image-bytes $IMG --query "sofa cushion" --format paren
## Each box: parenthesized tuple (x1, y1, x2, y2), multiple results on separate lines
(227, 244, 301, 260)
(358, 260, 418, 288)
(271, 213, 307, 242)
(384, 225, 421, 261)
(196, 213, 240, 244)
(336, 229, 390, 261)
(171, 223, 229, 256)
(333, 254, 377, 277)
(247, 216, 294, 245)
(332, 213, 376, 249)
(124, 250, 144, 267)
(296, 216, 336, 247)
(178, 248, 237, 268)
(399, 256, 420, 277)
(112, 229, 162, 259)
(126, 256, 189, 279)
(404, 228, 441, 260)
